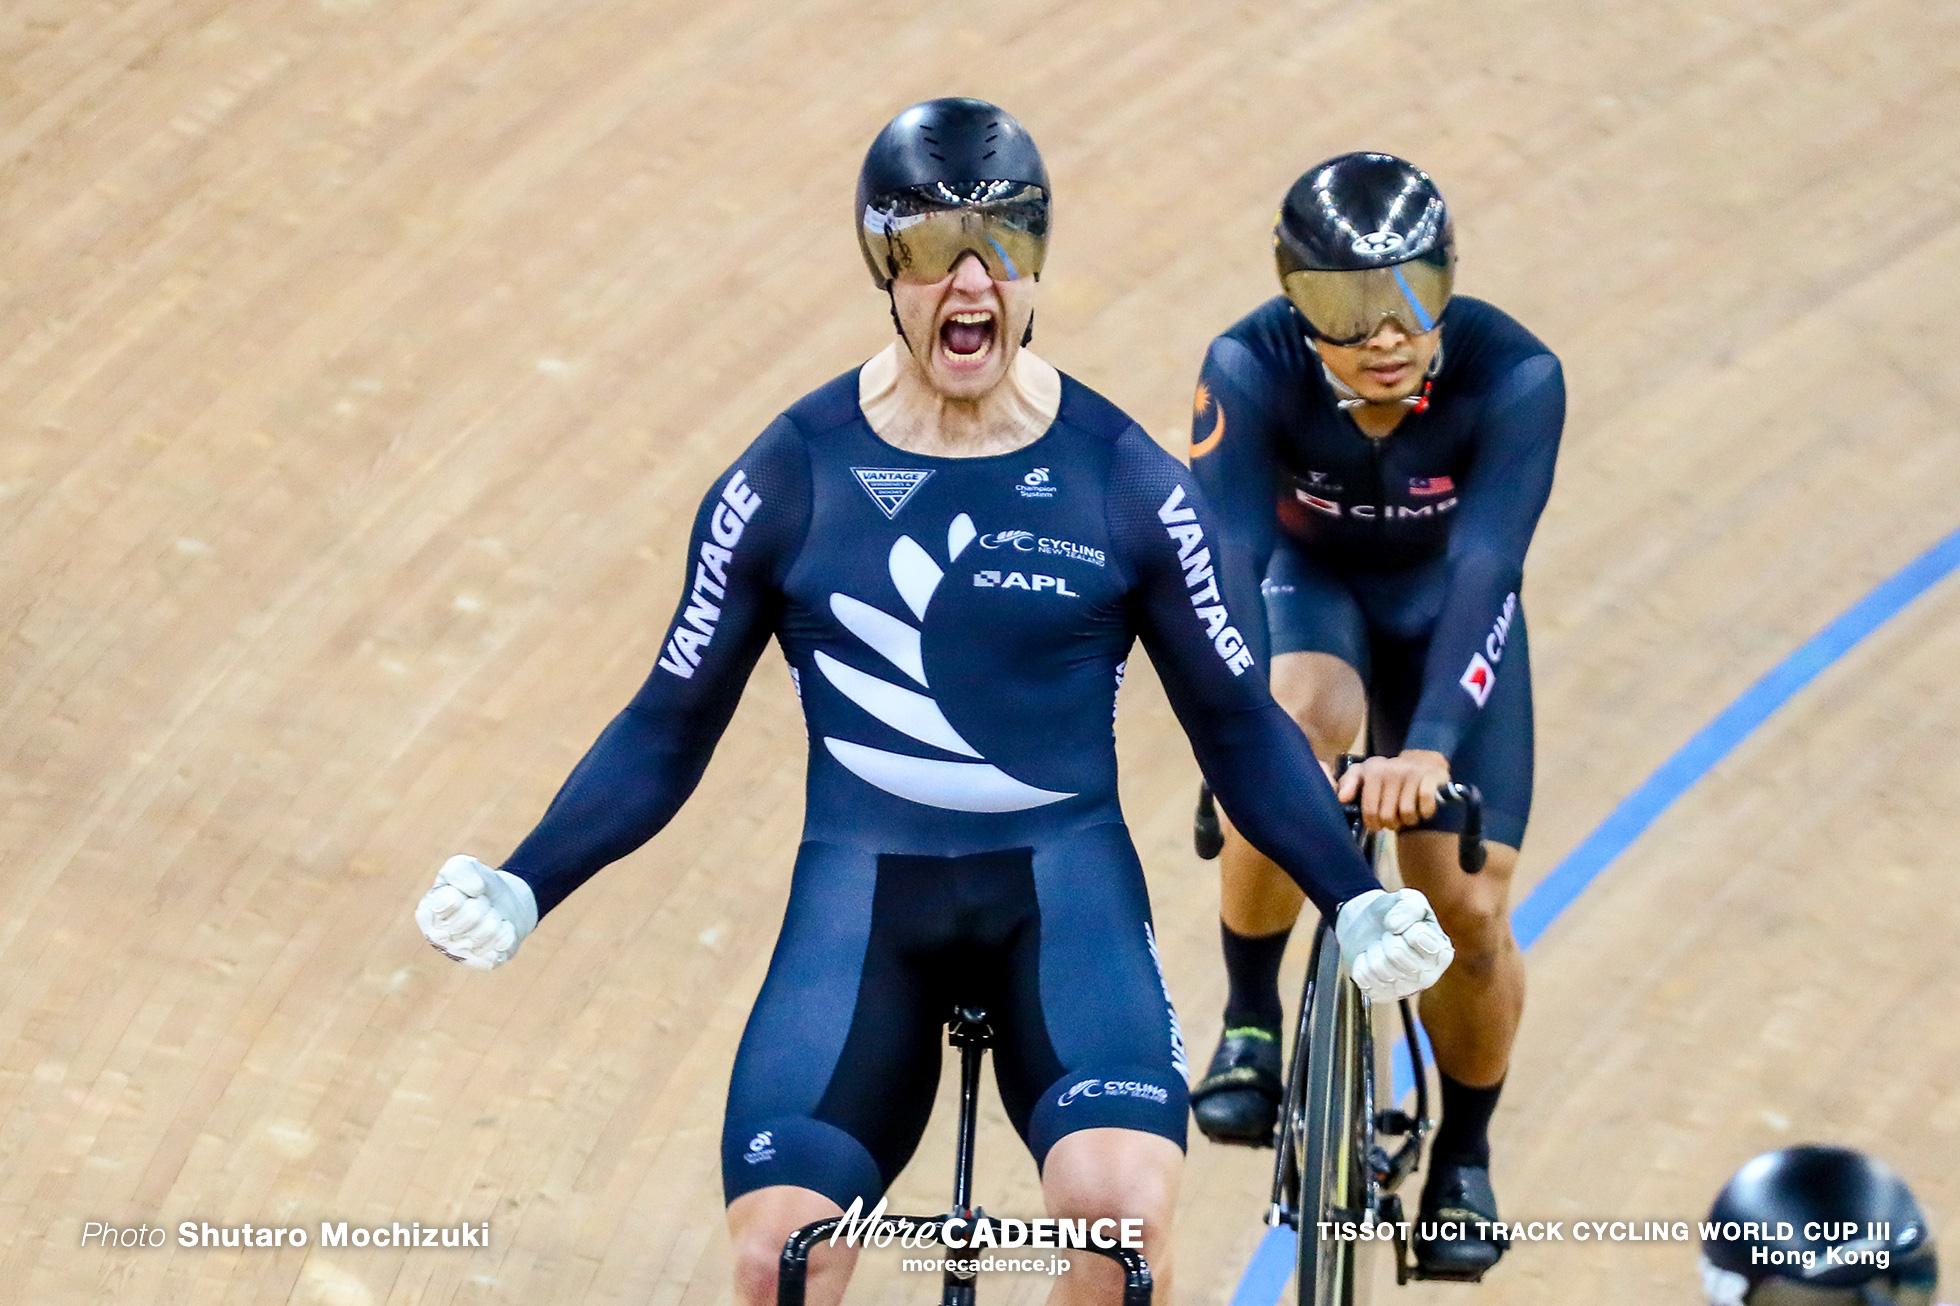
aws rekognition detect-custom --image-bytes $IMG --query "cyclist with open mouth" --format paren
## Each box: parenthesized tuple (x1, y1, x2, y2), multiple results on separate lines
(413, 104, 1455, 1306)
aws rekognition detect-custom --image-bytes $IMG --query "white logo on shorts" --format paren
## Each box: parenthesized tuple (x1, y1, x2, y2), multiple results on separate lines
(1057, 1078, 1170, 1107)
(1058, 1078, 1102, 1107)
(745, 1130, 776, 1163)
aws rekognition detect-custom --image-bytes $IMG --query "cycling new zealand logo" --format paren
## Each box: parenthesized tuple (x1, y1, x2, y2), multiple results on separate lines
(1056, 1078, 1170, 1107)
(852, 467, 934, 519)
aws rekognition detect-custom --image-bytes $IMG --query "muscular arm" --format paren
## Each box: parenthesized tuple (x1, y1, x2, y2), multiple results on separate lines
(1109, 429, 1377, 919)
(501, 420, 811, 915)
(1186, 337, 1284, 668)
(1404, 353, 1564, 759)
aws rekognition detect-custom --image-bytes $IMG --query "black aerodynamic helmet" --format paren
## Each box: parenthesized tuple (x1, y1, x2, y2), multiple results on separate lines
(1700, 1146, 1938, 1306)
(1274, 152, 1455, 345)
(855, 97, 1051, 291)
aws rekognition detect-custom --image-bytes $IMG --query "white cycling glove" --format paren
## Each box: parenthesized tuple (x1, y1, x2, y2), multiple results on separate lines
(1334, 888, 1454, 1003)
(415, 855, 539, 970)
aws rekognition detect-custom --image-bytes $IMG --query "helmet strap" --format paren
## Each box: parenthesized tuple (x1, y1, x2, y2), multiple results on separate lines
(1022, 310, 1035, 348)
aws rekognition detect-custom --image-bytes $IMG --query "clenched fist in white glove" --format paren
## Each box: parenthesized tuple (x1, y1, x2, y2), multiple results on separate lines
(1334, 888, 1454, 1003)
(415, 855, 539, 970)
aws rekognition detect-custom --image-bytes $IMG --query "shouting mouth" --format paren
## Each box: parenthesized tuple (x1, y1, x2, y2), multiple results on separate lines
(939, 310, 997, 367)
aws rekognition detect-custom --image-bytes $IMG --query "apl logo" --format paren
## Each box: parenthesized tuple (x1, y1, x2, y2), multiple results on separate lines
(817, 514, 1075, 813)
(972, 570, 1080, 595)
(1351, 229, 1405, 257)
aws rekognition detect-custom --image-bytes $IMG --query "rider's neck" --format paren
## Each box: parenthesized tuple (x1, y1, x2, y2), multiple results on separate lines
(1346, 400, 1412, 441)
(860, 341, 1060, 458)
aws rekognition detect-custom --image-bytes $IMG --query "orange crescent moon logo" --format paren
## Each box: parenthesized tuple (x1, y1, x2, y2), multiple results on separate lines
(1190, 382, 1226, 458)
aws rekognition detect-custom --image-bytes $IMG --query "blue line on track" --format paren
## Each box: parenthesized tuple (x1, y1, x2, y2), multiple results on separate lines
(1226, 525, 1960, 1306)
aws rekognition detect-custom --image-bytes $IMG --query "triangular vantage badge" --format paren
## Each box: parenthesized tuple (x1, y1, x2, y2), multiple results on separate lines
(851, 467, 934, 519)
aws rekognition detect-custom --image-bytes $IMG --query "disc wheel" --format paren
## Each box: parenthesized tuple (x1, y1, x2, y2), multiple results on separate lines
(1291, 923, 1379, 1306)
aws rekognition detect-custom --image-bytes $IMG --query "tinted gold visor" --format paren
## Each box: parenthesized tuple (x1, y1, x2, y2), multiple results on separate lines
(861, 183, 1049, 286)
(1281, 258, 1451, 346)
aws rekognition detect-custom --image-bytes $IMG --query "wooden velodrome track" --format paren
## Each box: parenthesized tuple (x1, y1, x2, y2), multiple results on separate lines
(4, 1, 1957, 1303)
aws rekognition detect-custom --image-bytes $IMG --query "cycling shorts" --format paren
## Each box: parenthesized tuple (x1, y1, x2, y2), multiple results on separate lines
(722, 823, 1189, 1209)
(1262, 538, 1533, 848)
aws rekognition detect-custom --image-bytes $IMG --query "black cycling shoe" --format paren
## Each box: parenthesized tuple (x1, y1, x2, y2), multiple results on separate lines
(1413, 1160, 1509, 1280)
(1189, 1025, 1282, 1145)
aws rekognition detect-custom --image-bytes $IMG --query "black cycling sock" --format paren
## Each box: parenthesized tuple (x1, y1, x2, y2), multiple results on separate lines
(1431, 1071, 1503, 1168)
(1220, 921, 1290, 1030)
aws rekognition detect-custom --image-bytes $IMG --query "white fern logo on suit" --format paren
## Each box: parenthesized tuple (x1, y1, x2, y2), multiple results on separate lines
(818, 513, 1075, 812)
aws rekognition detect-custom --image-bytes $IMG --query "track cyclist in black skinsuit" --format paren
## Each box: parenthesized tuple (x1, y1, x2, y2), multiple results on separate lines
(1185, 154, 1564, 1281)
(411, 104, 1457, 1306)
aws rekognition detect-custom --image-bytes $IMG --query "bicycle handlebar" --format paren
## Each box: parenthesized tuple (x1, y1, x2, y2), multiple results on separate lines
(1433, 781, 1486, 874)
(1332, 756, 1486, 874)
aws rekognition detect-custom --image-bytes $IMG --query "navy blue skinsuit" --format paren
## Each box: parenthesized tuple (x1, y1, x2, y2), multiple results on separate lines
(1189, 296, 1564, 847)
(498, 368, 1379, 1211)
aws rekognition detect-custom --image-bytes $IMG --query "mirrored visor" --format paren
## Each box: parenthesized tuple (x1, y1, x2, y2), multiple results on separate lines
(861, 183, 1049, 286)
(1281, 258, 1451, 346)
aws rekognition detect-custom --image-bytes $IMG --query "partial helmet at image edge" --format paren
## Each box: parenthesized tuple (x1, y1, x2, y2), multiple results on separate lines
(1700, 1145, 1939, 1306)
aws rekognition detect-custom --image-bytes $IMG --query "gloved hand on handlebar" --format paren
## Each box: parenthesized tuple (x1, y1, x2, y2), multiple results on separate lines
(1335, 887, 1454, 1002)
(415, 855, 538, 970)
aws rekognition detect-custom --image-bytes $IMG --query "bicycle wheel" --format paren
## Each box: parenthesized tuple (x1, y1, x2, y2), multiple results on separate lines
(1291, 922, 1380, 1306)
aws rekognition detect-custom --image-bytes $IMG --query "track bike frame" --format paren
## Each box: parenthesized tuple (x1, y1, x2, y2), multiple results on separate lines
(776, 1004, 1153, 1306)
(1267, 764, 1485, 1306)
